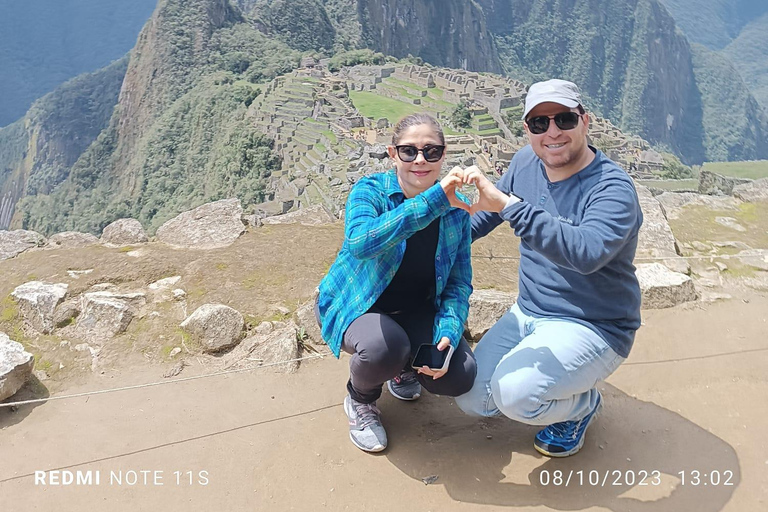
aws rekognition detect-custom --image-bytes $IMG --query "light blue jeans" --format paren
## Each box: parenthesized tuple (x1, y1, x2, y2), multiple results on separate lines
(455, 304, 625, 426)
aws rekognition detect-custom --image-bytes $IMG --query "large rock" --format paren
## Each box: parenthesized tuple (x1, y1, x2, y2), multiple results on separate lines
(76, 291, 146, 342)
(180, 304, 244, 353)
(11, 282, 69, 334)
(698, 170, 751, 196)
(219, 321, 300, 373)
(156, 198, 245, 249)
(636, 263, 698, 309)
(655, 192, 739, 220)
(294, 300, 323, 346)
(466, 289, 516, 342)
(261, 204, 336, 226)
(736, 249, 768, 271)
(635, 185, 689, 274)
(732, 178, 768, 203)
(100, 219, 149, 246)
(46, 231, 99, 249)
(0, 332, 35, 401)
(0, 230, 46, 260)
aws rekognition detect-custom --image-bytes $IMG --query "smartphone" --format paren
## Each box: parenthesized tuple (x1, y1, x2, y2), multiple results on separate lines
(411, 343, 455, 372)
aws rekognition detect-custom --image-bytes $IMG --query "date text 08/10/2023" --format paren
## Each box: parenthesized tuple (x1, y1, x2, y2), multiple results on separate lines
(538, 469, 735, 487)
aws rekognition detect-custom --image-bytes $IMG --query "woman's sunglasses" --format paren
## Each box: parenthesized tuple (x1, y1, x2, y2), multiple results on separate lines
(395, 144, 446, 162)
(525, 112, 583, 135)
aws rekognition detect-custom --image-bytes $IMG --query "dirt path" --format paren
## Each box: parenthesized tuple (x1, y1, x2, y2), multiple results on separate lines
(2, 293, 767, 512)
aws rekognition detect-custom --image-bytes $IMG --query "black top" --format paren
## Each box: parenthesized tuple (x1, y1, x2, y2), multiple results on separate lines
(372, 218, 440, 315)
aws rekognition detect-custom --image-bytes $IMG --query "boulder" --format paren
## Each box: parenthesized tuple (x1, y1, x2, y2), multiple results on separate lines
(636, 263, 698, 309)
(76, 291, 146, 342)
(180, 304, 244, 353)
(261, 204, 336, 226)
(46, 231, 99, 249)
(0, 230, 46, 260)
(635, 185, 689, 274)
(732, 178, 768, 203)
(655, 192, 739, 220)
(11, 282, 69, 334)
(698, 170, 751, 196)
(735, 249, 768, 271)
(219, 321, 300, 373)
(365, 143, 389, 160)
(465, 290, 516, 342)
(100, 219, 148, 246)
(0, 332, 35, 401)
(294, 300, 323, 346)
(53, 299, 81, 328)
(714, 216, 746, 232)
(156, 198, 245, 249)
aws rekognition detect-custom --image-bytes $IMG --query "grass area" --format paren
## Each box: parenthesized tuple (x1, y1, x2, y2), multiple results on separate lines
(383, 77, 428, 93)
(637, 179, 699, 191)
(702, 160, 768, 179)
(322, 130, 337, 144)
(349, 91, 422, 123)
(669, 202, 768, 251)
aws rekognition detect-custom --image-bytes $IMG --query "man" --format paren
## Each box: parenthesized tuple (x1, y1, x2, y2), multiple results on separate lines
(455, 79, 643, 457)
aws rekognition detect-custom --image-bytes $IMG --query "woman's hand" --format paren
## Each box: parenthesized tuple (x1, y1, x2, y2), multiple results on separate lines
(440, 167, 471, 212)
(462, 165, 510, 214)
(416, 337, 451, 380)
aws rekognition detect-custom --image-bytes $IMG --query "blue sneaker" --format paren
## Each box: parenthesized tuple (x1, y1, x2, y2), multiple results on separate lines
(534, 393, 603, 457)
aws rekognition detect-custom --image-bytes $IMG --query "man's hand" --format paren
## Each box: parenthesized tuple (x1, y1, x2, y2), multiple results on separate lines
(462, 165, 510, 214)
(416, 337, 451, 380)
(440, 167, 471, 212)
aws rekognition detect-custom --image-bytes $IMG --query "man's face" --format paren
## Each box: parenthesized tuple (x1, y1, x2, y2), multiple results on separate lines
(524, 102, 590, 172)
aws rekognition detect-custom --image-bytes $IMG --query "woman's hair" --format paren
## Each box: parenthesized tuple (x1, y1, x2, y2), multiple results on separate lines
(391, 113, 445, 146)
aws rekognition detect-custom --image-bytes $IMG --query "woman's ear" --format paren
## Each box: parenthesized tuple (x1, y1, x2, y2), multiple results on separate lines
(387, 145, 397, 160)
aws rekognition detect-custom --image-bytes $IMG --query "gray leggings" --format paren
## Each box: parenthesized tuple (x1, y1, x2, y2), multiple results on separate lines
(316, 302, 477, 404)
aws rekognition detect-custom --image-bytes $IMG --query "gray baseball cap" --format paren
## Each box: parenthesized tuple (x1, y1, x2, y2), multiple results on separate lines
(522, 79, 582, 119)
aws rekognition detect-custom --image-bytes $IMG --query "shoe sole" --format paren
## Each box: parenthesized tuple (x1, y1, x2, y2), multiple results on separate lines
(387, 380, 421, 401)
(344, 397, 386, 453)
(533, 399, 603, 458)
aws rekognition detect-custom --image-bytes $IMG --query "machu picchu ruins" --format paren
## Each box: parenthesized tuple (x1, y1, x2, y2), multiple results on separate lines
(246, 62, 668, 219)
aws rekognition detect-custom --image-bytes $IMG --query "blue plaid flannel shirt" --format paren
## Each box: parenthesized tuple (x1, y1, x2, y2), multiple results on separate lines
(317, 169, 473, 358)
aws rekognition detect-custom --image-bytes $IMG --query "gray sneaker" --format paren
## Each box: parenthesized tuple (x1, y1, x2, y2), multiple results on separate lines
(387, 370, 422, 401)
(343, 395, 387, 452)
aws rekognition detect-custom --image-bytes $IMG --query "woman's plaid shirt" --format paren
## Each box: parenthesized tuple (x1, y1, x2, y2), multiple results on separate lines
(317, 170, 473, 357)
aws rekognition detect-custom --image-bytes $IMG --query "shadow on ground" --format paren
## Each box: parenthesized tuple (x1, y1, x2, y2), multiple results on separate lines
(383, 383, 739, 511)
(0, 376, 50, 429)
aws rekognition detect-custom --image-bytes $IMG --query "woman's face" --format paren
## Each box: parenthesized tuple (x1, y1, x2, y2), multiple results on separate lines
(388, 123, 445, 198)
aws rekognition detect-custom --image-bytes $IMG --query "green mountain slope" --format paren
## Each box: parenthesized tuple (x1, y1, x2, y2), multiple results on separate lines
(0, 0, 157, 127)
(659, 0, 767, 49)
(11, 0, 301, 235)
(723, 12, 768, 110)
(0, 58, 128, 229)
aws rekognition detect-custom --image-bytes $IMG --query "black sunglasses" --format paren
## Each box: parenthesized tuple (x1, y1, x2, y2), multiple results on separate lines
(525, 112, 583, 135)
(395, 144, 446, 163)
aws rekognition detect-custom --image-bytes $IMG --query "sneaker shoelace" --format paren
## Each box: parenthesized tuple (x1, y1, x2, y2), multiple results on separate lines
(396, 371, 418, 385)
(354, 402, 382, 429)
(546, 419, 582, 440)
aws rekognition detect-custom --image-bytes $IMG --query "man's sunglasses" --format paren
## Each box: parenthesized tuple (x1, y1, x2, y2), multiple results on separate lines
(525, 112, 583, 135)
(395, 144, 446, 162)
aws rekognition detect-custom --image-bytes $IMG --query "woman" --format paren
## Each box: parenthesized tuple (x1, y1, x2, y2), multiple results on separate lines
(316, 113, 477, 453)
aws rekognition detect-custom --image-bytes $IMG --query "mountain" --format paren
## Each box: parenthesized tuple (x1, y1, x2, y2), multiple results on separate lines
(0, 58, 128, 229)
(9, 0, 300, 235)
(3, 0, 768, 235)
(659, 0, 768, 110)
(0, 0, 157, 127)
(659, 0, 768, 50)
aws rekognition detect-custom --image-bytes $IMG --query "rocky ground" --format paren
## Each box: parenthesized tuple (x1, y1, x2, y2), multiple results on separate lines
(1, 179, 767, 511)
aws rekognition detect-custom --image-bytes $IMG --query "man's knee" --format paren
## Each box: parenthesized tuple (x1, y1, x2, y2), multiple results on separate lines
(490, 372, 547, 424)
